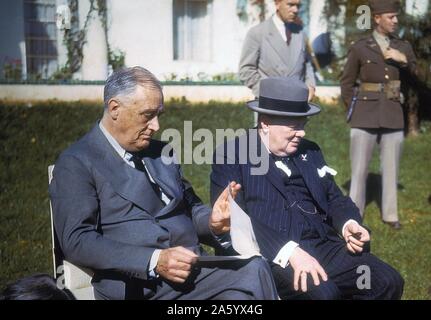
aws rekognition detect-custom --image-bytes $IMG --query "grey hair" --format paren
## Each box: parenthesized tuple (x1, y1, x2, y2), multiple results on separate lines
(103, 66, 162, 109)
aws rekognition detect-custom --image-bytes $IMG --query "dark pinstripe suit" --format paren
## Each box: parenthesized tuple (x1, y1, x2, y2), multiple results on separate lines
(211, 130, 404, 299)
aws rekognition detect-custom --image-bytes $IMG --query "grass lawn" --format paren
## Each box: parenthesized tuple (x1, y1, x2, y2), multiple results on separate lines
(0, 99, 430, 299)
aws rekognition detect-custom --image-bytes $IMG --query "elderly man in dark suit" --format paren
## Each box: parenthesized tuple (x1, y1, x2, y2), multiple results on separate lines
(211, 77, 404, 300)
(340, 0, 417, 229)
(49, 66, 279, 300)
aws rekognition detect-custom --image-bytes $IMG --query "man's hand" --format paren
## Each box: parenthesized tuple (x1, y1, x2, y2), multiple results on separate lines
(343, 221, 370, 254)
(384, 47, 407, 64)
(156, 247, 198, 283)
(308, 85, 316, 102)
(289, 247, 328, 292)
(209, 181, 241, 235)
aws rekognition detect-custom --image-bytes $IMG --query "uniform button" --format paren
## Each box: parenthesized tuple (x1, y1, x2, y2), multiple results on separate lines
(385, 67, 389, 71)
(367, 60, 371, 63)
(385, 75, 389, 79)
(364, 96, 368, 100)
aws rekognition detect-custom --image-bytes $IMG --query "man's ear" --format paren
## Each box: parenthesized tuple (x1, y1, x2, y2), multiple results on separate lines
(107, 98, 121, 120)
(260, 116, 270, 134)
(374, 14, 381, 25)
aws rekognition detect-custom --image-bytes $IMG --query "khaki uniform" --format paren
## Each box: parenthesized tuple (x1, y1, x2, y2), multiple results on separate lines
(340, 33, 417, 223)
(341, 34, 417, 129)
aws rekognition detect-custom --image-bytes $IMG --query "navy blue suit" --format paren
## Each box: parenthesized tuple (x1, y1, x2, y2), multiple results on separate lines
(211, 130, 404, 299)
(49, 124, 279, 300)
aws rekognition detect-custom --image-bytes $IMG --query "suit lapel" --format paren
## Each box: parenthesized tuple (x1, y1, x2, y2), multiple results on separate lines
(292, 154, 328, 213)
(88, 125, 167, 215)
(142, 155, 182, 217)
(250, 132, 289, 200)
(266, 20, 292, 70)
(366, 36, 386, 60)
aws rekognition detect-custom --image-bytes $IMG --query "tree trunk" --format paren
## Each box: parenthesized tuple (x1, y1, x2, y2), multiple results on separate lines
(406, 87, 420, 136)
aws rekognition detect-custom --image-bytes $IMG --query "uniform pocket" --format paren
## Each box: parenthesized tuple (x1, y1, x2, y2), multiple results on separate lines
(356, 91, 381, 101)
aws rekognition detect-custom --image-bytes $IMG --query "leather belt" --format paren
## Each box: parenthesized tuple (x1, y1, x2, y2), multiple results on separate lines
(359, 81, 401, 100)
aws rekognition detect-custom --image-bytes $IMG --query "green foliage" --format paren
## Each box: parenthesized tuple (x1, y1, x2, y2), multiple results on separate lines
(0, 100, 430, 299)
(2, 60, 22, 81)
(108, 49, 126, 72)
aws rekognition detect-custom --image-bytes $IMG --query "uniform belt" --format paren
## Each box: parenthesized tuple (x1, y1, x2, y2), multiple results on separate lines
(359, 81, 400, 93)
(359, 81, 401, 100)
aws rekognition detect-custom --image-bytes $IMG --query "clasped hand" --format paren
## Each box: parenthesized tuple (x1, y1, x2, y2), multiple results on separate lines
(343, 221, 370, 254)
(384, 47, 407, 64)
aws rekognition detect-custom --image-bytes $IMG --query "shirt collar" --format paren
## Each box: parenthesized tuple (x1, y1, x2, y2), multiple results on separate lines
(373, 30, 390, 45)
(99, 121, 130, 160)
(273, 13, 285, 32)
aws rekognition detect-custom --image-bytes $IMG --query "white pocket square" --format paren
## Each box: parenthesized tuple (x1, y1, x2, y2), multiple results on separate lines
(317, 166, 337, 178)
(275, 161, 292, 177)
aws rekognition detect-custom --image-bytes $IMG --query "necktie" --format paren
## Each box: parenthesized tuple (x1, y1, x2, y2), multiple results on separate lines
(284, 24, 292, 46)
(130, 155, 163, 200)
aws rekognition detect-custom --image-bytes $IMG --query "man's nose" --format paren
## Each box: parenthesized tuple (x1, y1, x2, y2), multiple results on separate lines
(148, 116, 160, 132)
(296, 129, 306, 138)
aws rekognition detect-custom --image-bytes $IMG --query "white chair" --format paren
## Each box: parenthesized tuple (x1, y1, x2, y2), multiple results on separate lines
(48, 165, 95, 300)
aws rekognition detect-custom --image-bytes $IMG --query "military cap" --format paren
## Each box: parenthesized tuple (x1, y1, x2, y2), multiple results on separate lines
(369, 0, 401, 15)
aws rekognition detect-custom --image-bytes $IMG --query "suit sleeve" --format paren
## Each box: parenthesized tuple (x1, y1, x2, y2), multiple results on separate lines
(340, 45, 360, 108)
(238, 27, 262, 96)
(313, 148, 362, 234)
(304, 36, 316, 88)
(49, 155, 155, 280)
(305, 60, 316, 88)
(177, 164, 214, 243)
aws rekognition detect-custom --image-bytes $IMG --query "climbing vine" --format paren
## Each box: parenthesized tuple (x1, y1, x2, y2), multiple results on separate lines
(52, 0, 124, 80)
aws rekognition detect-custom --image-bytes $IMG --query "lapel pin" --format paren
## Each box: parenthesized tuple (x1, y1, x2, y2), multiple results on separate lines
(301, 154, 307, 161)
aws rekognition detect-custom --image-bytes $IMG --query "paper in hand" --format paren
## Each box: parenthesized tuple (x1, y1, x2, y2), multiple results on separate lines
(228, 186, 261, 257)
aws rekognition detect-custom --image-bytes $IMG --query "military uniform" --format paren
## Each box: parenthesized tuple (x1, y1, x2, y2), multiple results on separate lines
(340, 0, 417, 226)
(341, 34, 417, 128)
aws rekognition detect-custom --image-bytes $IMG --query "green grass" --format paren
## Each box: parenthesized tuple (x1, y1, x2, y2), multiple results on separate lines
(0, 99, 430, 299)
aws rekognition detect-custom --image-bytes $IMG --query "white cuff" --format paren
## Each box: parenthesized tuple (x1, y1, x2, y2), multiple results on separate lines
(272, 241, 299, 268)
(342, 219, 360, 238)
(148, 249, 162, 278)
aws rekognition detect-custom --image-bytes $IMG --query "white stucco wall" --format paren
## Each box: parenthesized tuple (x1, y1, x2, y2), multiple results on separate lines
(106, 0, 174, 79)
(106, 0, 255, 81)
(0, 84, 340, 103)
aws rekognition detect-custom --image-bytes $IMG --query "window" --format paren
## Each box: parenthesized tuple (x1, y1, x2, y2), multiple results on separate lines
(23, 0, 58, 79)
(173, 0, 212, 61)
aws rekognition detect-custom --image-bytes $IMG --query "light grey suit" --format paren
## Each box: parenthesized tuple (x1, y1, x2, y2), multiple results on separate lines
(239, 17, 316, 97)
(49, 124, 278, 300)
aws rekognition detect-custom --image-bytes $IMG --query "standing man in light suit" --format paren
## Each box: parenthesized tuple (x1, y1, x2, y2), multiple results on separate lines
(239, 0, 316, 101)
(49, 66, 279, 300)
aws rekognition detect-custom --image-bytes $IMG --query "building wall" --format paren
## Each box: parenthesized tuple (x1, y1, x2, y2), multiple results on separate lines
(0, 0, 26, 79)
(106, 0, 255, 81)
(0, 83, 340, 103)
(0, 0, 328, 82)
